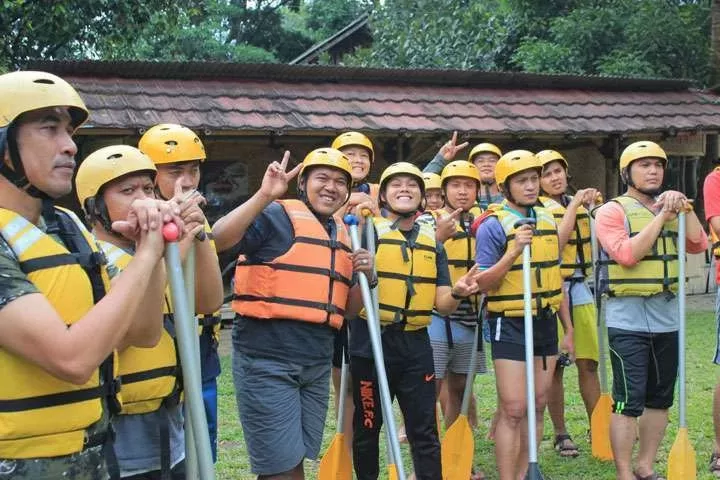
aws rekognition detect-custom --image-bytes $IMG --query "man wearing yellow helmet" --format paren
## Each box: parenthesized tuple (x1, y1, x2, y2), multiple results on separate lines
(350, 161, 480, 480)
(0, 71, 179, 478)
(212, 149, 373, 479)
(139, 123, 224, 462)
(76, 145, 187, 479)
(332, 131, 381, 217)
(422, 131, 504, 209)
(703, 162, 720, 476)
(417, 160, 485, 459)
(594, 141, 706, 480)
(474, 150, 574, 480)
(537, 149, 601, 458)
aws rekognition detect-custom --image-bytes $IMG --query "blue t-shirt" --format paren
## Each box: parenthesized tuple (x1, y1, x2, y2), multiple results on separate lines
(231, 202, 339, 365)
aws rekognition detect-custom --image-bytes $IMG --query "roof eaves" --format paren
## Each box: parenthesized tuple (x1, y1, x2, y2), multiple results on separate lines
(289, 12, 370, 65)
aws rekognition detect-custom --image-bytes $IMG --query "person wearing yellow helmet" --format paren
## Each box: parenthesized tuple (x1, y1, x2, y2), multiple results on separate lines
(421, 131, 504, 209)
(594, 141, 706, 480)
(350, 162, 480, 480)
(703, 162, 720, 476)
(474, 150, 574, 480)
(0, 71, 179, 478)
(76, 145, 187, 479)
(536, 149, 601, 458)
(416, 160, 485, 470)
(212, 148, 373, 479)
(423, 172, 444, 211)
(139, 123, 224, 462)
(332, 131, 381, 217)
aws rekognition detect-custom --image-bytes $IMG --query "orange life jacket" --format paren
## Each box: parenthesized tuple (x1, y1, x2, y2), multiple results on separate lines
(232, 199, 353, 329)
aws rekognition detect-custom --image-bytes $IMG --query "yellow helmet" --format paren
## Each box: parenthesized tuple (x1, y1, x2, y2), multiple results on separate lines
(379, 162, 425, 192)
(536, 149, 568, 170)
(139, 123, 206, 165)
(619, 141, 667, 170)
(76, 145, 157, 210)
(331, 131, 374, 163)
(441, 160, 481, 188)
(0, 71, 88, 130)
(468, 143, 502, 162)
(422, 172, 442, 190)
(495, 150, 541, 186)
(299, 148, 353, 183)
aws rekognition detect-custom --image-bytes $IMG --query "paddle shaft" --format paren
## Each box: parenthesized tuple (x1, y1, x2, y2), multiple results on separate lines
(364, 218, 397, 466)
(348, 223, 406, 480)
(678, 212, 687, 427)
(460, 323, 479, 415)
(165, 243, 215, 480)
(183, 246, 199, 480)
(521, 245, 539, 464)
(589, 203, 609, 393)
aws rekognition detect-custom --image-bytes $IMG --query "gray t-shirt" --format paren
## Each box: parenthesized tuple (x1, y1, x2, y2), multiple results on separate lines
(113, 405, 185, 476)
(605, 293, 678, 333)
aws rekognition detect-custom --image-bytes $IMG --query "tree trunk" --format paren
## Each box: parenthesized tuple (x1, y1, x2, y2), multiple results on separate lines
(711, 0, 720, 86)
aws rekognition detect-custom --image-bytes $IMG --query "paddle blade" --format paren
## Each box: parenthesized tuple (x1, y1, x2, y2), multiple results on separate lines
(388, 464, 399, 480)
(441, 415, 474, 480)
(590, 393, 614, 461)
(318, 433, 352, 480)
(667, 427, 696, 480)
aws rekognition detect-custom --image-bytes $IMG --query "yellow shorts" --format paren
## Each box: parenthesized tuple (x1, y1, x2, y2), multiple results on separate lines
(557, 302, 599, 362)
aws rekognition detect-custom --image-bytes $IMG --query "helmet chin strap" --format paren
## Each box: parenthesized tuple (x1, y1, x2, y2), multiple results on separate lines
(1, 126, 52, 201)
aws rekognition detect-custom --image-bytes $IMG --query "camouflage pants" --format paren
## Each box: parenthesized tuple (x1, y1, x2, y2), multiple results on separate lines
(0, 445, 108, 480)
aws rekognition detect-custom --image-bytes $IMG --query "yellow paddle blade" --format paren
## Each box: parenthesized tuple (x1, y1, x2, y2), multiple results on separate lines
(388, 464, 399, 480)
(667, 427, 696, 480)
(441, 414, 474, 480)
(590, 393, 614, 461)
(318, 433, 352, 480)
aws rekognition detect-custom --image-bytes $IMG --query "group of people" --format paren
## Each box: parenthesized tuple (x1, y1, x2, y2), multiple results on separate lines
(0, 68, 717, 480)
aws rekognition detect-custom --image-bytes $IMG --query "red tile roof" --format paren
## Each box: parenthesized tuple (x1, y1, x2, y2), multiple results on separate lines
(28, 60, 720, 136)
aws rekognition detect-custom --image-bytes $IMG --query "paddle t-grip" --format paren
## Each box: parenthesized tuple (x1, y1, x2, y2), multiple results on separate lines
(513, 218, 537, 229)
(343, 214, 360, 226)
(162, 222, 180, 242)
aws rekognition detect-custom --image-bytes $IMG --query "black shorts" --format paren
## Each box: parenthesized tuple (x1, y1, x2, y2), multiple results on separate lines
(332, 322, 349, 368)
(487, 312, 559, 362)
(608, 328, 678, 418)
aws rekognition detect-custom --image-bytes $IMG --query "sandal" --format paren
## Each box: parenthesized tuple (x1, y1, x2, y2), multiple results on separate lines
(553, 433, 579, 458)
(710, 452, 720, 477)
(398, 425, 407, 444)
(633, 471, 665, 480)
(470, 468, 485, 480)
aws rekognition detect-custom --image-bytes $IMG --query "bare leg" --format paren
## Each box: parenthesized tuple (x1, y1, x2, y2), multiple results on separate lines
(634, 408, 668, 478)
(444, 371, 466, 428)
(494, 359, 527, 480)
(577, 359, 601, 424)
(610, 413, 637, 480)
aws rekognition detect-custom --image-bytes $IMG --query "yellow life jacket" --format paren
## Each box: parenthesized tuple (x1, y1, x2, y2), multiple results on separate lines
(360, 217, 437, 330)
(98, 241, 181, 416)
(0, 207, 119, 459)
(432, 204, 482, 316)
(539, 196, 592, 278)
(484, 203, 564, 317)
(599, 195, 678, 297)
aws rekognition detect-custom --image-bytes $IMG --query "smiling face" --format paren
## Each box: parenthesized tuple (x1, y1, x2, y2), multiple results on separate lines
(340, 145, 372, 182)
(381, 174, 422, 214)
(540, 160, 568, 196)
(6, 106, 78, 198)
(472, 152, 500, 184)
(444, 177, 478, 211)
(301, 166, 350, 216)
(101, 173, 156, 224)
(425, 188, 443, 211)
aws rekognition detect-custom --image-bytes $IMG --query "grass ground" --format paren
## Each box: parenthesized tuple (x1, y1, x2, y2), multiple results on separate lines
(215, 308, 720, 479)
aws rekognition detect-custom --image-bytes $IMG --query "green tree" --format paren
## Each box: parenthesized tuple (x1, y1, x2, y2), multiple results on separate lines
(0, 0, 194, 67)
